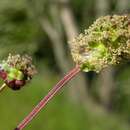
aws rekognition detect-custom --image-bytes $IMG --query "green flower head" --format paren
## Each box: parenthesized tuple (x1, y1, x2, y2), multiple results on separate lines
(5, 54, 37, 80)
(1, 54, 37, 90)
(69, 15, 130, 72)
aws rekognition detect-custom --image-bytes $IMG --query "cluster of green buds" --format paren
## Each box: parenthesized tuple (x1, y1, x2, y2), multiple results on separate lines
(0, 54, 37, 90)
(69, 15, 130, 72)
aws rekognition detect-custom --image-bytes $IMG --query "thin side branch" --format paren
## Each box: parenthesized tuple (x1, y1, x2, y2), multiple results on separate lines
(0, 83, 6, 93)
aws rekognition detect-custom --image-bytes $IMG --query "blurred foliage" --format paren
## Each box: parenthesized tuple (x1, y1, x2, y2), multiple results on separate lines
(0, 0, 130, 130)
(0, 0, 56, 68)
(0, 71, 129, 130)
(0, 10, 34, 56)
(113, 64, 130, 118)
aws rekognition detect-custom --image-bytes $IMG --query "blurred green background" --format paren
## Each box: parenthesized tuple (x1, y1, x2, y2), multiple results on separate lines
(0, 0, 130, 130)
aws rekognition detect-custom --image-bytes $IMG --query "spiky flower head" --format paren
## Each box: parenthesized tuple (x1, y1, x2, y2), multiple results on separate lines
(69, 15, 130, 72)
(0, 54, 37, 90)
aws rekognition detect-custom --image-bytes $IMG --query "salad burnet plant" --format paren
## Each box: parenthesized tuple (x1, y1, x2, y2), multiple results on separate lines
(14, 15, 130, 130)
(0, 54, 36, 92)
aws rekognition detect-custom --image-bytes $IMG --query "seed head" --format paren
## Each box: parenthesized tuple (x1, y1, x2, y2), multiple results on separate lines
(69, 15, 130, 72)
(6, 54, 37, 78)
(0, 54, 37, 90)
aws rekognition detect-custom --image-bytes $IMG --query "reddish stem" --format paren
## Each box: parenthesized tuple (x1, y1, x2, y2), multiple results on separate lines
(15, 65, 80, 130)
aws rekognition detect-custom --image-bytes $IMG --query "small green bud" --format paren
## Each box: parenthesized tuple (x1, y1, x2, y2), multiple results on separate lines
(69, 15, 130, 72)
(10, 68, 18, 74)
(16, 71, 24, 80)
(7, 72, 15, 81)
(10, 68, 24, 79)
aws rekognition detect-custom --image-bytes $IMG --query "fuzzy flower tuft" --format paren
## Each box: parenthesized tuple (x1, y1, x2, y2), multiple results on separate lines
(0, 54, 37, 90)
(69, 15, 130, 72)
(6, 54, 37, 79)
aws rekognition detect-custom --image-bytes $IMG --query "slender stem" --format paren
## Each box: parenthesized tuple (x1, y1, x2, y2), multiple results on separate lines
(15, 66, 80, 130)
(0, 83, 6, 93)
